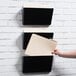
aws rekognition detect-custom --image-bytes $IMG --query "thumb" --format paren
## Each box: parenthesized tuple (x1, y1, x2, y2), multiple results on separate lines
(53, 49, 58, 55)
(51, 50, 57, 54)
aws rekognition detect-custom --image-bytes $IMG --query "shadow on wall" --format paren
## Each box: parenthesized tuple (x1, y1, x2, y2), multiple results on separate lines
(15, 9, 23, 27)
(15, 33, 24, 76)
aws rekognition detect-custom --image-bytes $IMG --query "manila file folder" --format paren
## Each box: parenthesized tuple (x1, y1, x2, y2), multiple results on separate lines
(25, 34, 57, 56)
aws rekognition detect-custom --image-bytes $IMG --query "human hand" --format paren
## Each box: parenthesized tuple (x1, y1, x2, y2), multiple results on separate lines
(52, 49, 63, 57)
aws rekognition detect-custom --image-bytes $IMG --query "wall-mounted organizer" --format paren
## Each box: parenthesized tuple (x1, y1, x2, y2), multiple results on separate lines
(22, 8, 53, 26)
(22, 32, 54, 73)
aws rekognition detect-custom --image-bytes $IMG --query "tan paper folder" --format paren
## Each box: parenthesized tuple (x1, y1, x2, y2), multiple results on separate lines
(25, 34, 57, 56)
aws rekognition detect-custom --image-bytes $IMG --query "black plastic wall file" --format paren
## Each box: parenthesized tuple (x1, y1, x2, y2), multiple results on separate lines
(22, 8, 53, 26)
(22, 32, 54, 73)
